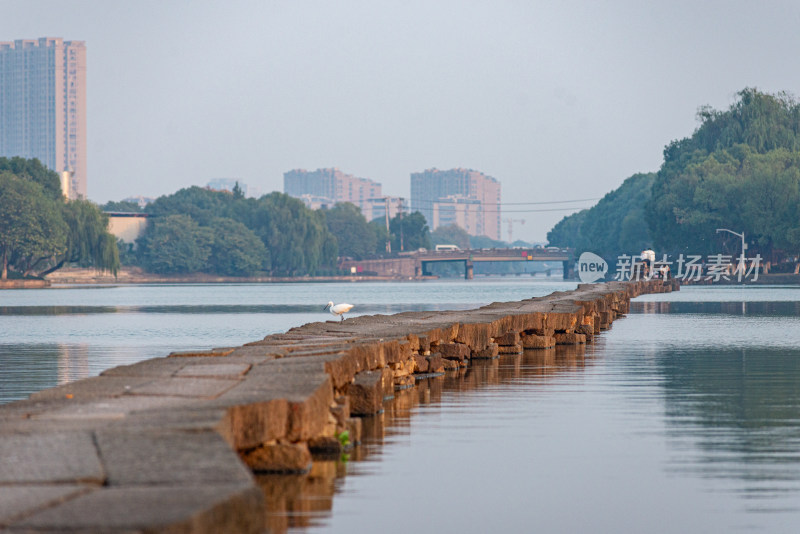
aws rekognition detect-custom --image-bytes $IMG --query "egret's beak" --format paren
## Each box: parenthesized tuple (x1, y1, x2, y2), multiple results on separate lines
(323, 304, 329, 310)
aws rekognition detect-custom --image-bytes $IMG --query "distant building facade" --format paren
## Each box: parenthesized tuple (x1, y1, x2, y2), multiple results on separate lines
(362, 196, 404, 223)
(410, 168, 501, 240)
(0, 37, 87, 198)
(106, 212, 149, 244)
(284, 168, 382, 217)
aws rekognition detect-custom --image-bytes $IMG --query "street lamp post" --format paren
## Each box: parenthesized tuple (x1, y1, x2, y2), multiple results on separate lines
(716, 228, 747, 275)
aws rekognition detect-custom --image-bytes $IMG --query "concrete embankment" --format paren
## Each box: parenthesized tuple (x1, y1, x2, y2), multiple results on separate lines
(44, 266, 432, 284)
(0, 279, 50, 289)
(0, 279, 677, 533)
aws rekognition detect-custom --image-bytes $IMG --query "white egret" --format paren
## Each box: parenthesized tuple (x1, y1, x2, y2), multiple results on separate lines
(324, 301, 354, 322)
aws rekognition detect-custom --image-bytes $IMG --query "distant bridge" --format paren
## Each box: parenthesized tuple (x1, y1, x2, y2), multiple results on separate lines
(339, 248, 575, 280)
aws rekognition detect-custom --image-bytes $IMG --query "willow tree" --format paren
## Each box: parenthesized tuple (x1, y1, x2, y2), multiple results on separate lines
(0, 162, 120, 279)
(0, 172, 67, 279)
(236, 193, 337, 275)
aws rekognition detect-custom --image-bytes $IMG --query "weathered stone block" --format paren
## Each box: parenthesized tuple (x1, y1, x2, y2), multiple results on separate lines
(554, 332, 587, 345)
(330, 397, 350, 428)
(0, 431, 104, 485)
(345, 370, 385, 415)
(100, 358, 186, 378)
(534, 327, 556, 337)
(128, 377, 242, 399)
(436, 343, 471, 360)
(493, 332, 519, 346)
(472, 343, 499, 359)
(221, 399, 289, 450)
(308, 435, 343, 453)
(175, 363, 252, 378)
(522, 335, 556, 349)
(347, 417, 363, 445)
(412, 354, 429, 373)
(498, 343, 522, 354)
(27, 376, 156, 401)
(13, 484, 265, 533)
(455, 322, 492, 351)
(287, 376, 335, 442)
(417, 334, 431, 353)
(95, 429, 254, 486)
(242, 441, 312, 473)
(547, 312, 579, 332)
(426, 355, 445, 373)
(168, 347, 235, 358)
(0, 485, 90, 526)
(442, 359, 460, 371)
(394, 375, 415, 389)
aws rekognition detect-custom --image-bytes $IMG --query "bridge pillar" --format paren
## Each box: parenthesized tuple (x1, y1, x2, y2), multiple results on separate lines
(562, 260, 574, 280)
(465, 260, 474, 280)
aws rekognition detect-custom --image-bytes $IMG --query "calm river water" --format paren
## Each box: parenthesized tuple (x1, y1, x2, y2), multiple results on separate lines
(3, 280, 800, 533)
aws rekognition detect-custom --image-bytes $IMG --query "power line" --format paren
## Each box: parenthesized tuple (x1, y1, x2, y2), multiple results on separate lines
(480, 206, 590, 214)
(500, 198, 600, 205)
(408, 196, 600, 206)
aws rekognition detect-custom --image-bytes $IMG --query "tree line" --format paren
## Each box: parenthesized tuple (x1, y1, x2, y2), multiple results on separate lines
(2, 157, 531, 279)
(111, 186, 436, 276)
(548, 88, 800, 265)
(0, 157, 437, 279)
(0, 157, 119, 280)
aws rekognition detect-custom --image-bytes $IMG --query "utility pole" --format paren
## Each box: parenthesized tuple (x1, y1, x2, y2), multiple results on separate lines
(399, 198, 405, 252)
(384, 197, 391, 253)
(716, 228, 747, 273)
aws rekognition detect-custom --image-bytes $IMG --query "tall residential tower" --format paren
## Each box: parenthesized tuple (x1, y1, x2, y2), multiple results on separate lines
(410, 168, 501, 240)
(0, 37, 87, 198)
(284, 168, 384, 218)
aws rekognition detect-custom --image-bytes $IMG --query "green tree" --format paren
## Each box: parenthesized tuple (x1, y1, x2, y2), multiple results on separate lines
(0, 156, 62, 200)
(369, 219, 391, 254)
(232, 182, 245, 200)
(430, 224, 471, 249)
(0, 172, 67, 279)
(389, 211, 431, 252)
(233, 192, 337, 275)
(101, 200, 142, 212)
(547, 173, 654, 259)
(648, 88, 800, 256)
(206, 217, 266, 276)
(145, 186, 235, 226)
(46, 200, 120, 276)
(137, 214, 213, 274)
(323, 203, 376, 259)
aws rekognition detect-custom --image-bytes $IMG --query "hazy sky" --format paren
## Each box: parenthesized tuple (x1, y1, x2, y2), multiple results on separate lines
(3, 1, 800, 241)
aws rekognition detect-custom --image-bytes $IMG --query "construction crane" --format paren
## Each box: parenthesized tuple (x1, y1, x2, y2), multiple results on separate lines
(503, 218, 525, 243)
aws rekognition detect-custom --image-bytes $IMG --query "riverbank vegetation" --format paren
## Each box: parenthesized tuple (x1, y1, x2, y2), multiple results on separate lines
(0, 157, 119, 280)
(120, 187, 434, 276)
(548, 88, 800, 269)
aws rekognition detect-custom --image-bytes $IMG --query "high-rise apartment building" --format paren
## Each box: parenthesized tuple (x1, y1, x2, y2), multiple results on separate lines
(284, 168, 383, 218)
(410, 168, 501, 240)
(0, 37, 87, 198)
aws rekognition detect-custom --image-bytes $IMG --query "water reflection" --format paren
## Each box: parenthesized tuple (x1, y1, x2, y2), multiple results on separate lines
(659, 346, 800, 512)
(0, 303, 481, 317)
(57, 344, 90, 385)
(0, 343, 90, 403)
(633, 300, 800, 316)
(258, 345, 590, 533)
